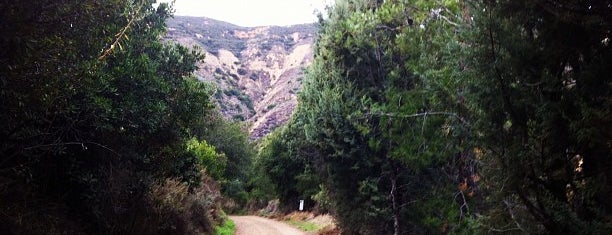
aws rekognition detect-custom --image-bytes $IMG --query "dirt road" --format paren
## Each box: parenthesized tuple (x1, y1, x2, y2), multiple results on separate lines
(230, 216, 307, 235)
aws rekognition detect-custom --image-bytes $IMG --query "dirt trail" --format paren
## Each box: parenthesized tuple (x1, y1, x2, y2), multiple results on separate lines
(230, 216, 307, 235)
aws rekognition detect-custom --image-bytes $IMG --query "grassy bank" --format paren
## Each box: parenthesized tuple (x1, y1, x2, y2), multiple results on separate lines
(283, 212, 339, 234)
(213, 218, 236, 235)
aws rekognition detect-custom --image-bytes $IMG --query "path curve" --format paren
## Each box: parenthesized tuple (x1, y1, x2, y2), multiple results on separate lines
(229, 215, 307, 235)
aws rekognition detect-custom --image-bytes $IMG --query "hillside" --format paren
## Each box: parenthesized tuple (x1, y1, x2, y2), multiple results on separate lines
(165, 16, 316, 139)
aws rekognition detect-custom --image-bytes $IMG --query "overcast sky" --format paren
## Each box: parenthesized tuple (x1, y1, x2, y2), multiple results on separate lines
(158, 0, 332, 27)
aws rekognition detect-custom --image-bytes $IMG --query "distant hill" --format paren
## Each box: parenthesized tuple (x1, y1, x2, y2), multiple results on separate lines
(165, 16, 316, 139)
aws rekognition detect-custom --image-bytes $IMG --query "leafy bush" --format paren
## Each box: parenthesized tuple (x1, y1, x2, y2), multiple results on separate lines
(213, 218, 236, 235)
(194, 113, 255, 209)
(187, 138, 227, 180)
(232, 114, 245, 121)
(0, 0, 229, 233)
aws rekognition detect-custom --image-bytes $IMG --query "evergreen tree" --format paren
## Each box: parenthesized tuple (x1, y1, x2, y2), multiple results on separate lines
(466, 0, 612, 233)
(295, 0, 472, 233)
(255, 118, 320, 211)
(256, 0, 610, 234)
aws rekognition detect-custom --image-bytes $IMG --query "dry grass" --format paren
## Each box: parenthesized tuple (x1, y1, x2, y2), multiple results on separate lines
(148, 173, 223, 235)
(282, 212, 339, 235)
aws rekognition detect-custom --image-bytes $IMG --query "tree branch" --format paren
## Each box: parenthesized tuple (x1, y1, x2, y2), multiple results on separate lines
(454, 191, 470, 219)
(24, 141, 121, 157)
(363, 111, 470, 126)
(98, 4, 143, 61)
(503, 198, 526, 233)
(439, 14, 460, 27)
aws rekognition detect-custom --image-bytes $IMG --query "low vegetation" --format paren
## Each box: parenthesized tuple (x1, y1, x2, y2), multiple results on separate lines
(213, 217, 236, 235)
(167, 16, 246, 55)
(286, 220, 318, 232)
(282, 212, 338, 233)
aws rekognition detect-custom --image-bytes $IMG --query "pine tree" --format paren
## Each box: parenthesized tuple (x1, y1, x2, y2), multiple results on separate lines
(466, 0, 612, 233)
(296, 0, 472, 233)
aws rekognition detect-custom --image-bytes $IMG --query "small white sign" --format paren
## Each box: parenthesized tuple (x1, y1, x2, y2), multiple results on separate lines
(299, 200, 304, 211)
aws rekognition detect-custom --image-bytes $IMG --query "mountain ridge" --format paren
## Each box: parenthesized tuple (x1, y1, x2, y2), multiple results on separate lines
(165, 16, 316, 139)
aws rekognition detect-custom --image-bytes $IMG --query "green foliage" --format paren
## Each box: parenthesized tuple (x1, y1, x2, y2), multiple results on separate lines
(264, 0, 611, 234)
(464, 0, 612, 233)
(286, 220, 319, 232)
(187, 138, 227, 180)
(237, 93, 255, 112)
(0, 0, 229, 233)
(284, 0, 474, 233)
(193, 113, 255, 211)
(197, 113, 253, 182)
(221, 88, 254, 113)
(213, 217, 236, 235)
(254, 124, 320, 211)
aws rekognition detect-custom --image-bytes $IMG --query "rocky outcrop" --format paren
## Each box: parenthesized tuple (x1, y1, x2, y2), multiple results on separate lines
(165, 16, 315, 139)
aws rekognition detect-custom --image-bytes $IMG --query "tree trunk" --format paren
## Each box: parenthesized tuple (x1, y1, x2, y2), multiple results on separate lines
(390, 172, 400, 235)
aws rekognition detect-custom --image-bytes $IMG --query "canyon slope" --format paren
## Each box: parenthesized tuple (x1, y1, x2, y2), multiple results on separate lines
(165, 16, 315, 139)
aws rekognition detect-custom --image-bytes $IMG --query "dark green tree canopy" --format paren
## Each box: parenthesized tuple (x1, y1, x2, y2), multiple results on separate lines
(258, 0, 610, 234)
(466, 0, 611, 233)
(0, 0, 242, 233)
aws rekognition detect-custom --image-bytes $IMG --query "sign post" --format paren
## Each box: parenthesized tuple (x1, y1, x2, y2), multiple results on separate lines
(299, 200, 304, 211)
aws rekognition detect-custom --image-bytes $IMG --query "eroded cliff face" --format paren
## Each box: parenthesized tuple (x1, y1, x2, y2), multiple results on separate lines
(165, 16, 315, 139)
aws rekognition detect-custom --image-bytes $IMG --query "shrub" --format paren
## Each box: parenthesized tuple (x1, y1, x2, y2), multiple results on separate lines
(148, 174, 223, 235)
(223, 89, 240, 97)
(213, 218, 236, 235)
(237, 68, 248, 75)
(187, 139, 227, 180)
(232, 114, 245, 121)
(237, 94, 254, 111)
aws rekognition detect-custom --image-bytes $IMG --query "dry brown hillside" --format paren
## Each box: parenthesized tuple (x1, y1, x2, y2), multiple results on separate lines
(165, 16, 315, 139)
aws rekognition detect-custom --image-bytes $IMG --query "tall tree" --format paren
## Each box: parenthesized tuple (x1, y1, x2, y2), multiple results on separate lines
(466, 0, 612, 233)
(0, 0, 223, 233)
(255, 118, 320, 211)
(195, 112, 255, 209)
(295, 0, 472, 233)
